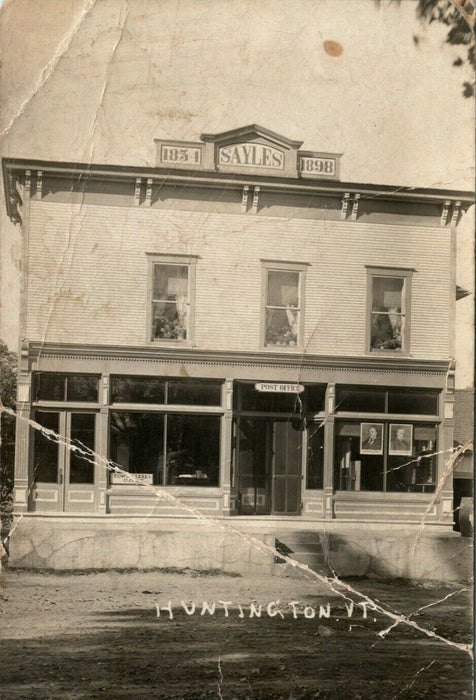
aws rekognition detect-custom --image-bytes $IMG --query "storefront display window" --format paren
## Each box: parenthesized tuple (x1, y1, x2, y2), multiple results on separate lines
(110, 412, 220, 486)
(335, 421, 437, 493)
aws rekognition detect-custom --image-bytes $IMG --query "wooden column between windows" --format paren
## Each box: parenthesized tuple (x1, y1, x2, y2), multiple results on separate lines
(13, 378, 32, 514)
(96, 374, 110, 513)
(220, 379, 234, 515)
(437, 391, 455, 526)
(323, 384, 336, 519)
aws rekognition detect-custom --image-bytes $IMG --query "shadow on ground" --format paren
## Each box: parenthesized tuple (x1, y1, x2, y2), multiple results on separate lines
(1, 597, 472, 700)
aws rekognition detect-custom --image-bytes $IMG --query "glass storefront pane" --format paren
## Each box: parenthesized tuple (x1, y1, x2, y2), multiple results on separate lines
(111, 376, 166, 404)
(109, 412, 164, 484)
(307, 423, 324, 489)
(306, 385, 326, 412)
(67, 375, 100, 402)
(388, 390, 438, 415)
(335, 423, 384, 491)
(166, 414, 220, 486)
(34, 411, 59, 482)
(69, 413, 95, 484)
(33, 373, 99, 402)
(336, 387, 386, 413)
(34, 374, 65, 401)
(387, 424, 437, 493)
(167, 379, 222, 406)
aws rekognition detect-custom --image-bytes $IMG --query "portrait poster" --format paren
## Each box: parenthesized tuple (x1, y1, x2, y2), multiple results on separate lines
(0, 0, 474, 698)
(359, 422, 384, 455)
(389, 423, 413, 456)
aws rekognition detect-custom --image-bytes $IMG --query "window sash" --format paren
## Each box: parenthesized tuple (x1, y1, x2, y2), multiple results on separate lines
(151, 262, 190, 341)
(263, 267, 303, 347)
(366, 267, 413, 354)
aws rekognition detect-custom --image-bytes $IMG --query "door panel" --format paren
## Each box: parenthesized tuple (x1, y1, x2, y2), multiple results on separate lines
(31, 410, 97, 513)
(31, 411, 64, 512)
(234, 418, 302, 515)
(64, 412, 97, 513)
(272, 421, 302, 515)
(69, 413, 95, 484)
(234, 417, 272, 514)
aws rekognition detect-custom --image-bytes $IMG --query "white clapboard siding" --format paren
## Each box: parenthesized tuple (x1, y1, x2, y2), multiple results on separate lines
(26, 201, 452, 359)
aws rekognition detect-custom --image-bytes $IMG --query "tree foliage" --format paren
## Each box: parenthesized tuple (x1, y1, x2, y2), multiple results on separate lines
(0, 341, 17, 530)
(387, 0, 475, 96)
(417, 0, 475, 96)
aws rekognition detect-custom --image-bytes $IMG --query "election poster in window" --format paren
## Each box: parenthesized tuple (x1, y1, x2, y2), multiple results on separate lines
(389, 424, 413, 456)
(359, 423, 384, 455)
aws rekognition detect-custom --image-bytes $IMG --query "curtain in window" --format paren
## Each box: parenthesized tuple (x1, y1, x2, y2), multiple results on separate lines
(167, 270, 188, 327)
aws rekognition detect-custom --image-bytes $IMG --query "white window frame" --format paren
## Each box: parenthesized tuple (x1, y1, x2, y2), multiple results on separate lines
(366, 266, 414, 355)
(146, 253, 198, 344)
(261, 260, 308, 351)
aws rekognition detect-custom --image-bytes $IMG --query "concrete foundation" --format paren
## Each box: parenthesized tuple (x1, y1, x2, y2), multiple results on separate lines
(4, 516, 473, 582)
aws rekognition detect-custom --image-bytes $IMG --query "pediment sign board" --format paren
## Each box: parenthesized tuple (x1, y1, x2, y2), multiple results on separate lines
(154, 125, 341, 180)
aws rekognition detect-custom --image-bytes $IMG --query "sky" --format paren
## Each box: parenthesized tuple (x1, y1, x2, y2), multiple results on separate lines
(0, 0, 474, 381)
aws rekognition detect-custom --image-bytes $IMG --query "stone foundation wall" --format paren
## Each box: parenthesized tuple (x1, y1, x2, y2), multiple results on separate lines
(4, 517, 473, 582)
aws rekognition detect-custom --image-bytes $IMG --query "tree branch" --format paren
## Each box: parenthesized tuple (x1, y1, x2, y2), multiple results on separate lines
(446, 0, 475, 31)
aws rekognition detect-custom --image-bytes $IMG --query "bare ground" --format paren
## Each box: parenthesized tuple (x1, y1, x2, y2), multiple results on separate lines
(0, 567, 473, 699)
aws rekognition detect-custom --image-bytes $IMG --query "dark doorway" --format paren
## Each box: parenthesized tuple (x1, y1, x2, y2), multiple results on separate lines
(234, 417, 302, 515)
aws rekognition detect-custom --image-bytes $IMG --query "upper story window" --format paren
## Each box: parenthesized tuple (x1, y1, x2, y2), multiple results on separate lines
(147, 254, 197, 343)
(262, 261, 307, 349)
(366, 267, 413, 354)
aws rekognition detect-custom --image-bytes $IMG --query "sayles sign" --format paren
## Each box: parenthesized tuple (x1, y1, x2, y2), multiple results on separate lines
(155, 125, 341, 180)
(218, 143, 284, 169)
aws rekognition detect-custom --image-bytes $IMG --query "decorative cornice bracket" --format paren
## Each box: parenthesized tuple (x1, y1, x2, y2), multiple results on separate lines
(440, 200, 451, 227)
(341, 192, 351, 219)
(350, 193, 361, 221)
(145, 178, 153, 206)
(134, 178, 142, 205)
(251, 185, 260, 213)
(241, 185, 249, 213)
(451, 200, 461, 227)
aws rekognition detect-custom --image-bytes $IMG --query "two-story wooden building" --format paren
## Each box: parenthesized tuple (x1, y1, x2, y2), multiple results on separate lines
(3, 125, 473, 566)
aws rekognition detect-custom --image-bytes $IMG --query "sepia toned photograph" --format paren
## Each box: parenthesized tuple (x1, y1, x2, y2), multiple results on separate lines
(0, 0, 474, 698)
(389, 423, 414, 456)
(359, 422, 384, 455)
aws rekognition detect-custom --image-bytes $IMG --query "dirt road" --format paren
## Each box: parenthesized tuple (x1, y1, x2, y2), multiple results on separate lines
(0, 568, 472, 698)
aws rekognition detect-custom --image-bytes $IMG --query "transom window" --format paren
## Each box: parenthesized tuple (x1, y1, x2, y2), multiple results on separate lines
(366, 267, 413, 354)
(33, 373, 100, 402)
(262, 261, 307, 349)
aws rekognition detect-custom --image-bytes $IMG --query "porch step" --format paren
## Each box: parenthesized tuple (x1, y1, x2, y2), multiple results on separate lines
(274, 532, 331, 576)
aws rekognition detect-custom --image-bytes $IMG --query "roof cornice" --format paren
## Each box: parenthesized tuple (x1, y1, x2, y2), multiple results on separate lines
(26, 341, 451, 375)
(3, 157, 474, 224)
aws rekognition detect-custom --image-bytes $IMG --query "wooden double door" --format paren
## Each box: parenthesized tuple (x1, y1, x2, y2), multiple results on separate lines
(31, 410, 97, 512)
(235, 418, 302, 515)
